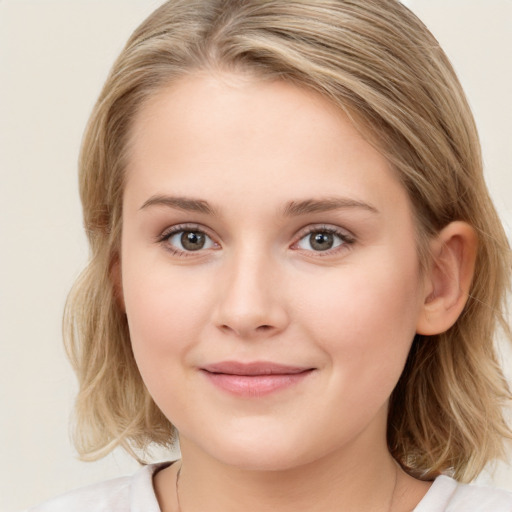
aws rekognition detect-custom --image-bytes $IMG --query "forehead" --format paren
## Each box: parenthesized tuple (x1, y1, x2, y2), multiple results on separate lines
(124, 71, 410, 219)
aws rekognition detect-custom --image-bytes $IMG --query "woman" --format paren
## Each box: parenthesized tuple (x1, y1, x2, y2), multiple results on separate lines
(30, 1, 512, 510)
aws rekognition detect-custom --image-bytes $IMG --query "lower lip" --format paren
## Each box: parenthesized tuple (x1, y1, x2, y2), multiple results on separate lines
(202, 370, 313, 397)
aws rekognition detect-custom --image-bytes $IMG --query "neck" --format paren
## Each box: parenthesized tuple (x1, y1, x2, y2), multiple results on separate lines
(156, 437, 404, 512)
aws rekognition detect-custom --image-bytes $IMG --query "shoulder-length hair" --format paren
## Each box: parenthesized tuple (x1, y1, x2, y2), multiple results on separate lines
(65, 0, 511, 481)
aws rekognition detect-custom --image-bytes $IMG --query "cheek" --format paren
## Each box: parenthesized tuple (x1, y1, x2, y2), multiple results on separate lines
(122, 260, 212, 374)
(121, 265, 215, 420)
(294, 254, 422, 382)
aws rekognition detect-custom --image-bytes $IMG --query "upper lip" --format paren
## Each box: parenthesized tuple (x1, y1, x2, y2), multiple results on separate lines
(201, 361, 313, 376)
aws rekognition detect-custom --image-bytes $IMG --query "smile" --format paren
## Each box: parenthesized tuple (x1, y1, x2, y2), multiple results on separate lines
(200, 361, 315, 397)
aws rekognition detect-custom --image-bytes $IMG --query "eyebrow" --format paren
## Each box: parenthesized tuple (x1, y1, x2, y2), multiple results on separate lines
(140, 195, 216, 215)
(283, 197, 379, 216)
(139, 194, 378, 217)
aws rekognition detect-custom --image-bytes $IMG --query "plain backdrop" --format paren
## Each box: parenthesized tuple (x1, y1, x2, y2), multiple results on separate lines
(1, 1, 511, 511)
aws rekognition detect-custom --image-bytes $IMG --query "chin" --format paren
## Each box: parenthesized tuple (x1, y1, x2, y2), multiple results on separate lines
(200, 432, 319, 472)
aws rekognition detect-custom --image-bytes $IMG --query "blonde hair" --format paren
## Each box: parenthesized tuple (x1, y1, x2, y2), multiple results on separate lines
(65, 0, 511, 481)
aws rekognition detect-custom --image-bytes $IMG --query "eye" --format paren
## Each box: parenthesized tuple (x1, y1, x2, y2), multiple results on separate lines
(161, 227, 218, 253)
(295, 228, 352, 252)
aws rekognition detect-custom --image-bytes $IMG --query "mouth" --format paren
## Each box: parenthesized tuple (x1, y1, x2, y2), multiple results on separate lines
(200, 361, 315, 397)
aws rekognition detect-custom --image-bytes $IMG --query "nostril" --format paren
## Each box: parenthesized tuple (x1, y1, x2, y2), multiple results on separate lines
(218, 324, 272, 336)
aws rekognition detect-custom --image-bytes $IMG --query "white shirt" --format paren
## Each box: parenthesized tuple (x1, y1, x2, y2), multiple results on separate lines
(27, 462, 512, 511)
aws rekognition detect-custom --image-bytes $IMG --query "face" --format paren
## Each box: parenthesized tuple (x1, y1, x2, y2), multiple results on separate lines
(120, 72, 428, 471)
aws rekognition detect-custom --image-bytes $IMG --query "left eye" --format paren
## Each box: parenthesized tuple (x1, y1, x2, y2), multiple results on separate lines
(166, 230, 216, 252)
(296, 230, 347, 252)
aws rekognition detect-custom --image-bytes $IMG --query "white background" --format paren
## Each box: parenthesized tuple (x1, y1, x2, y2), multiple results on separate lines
(1, 1, 511, 511)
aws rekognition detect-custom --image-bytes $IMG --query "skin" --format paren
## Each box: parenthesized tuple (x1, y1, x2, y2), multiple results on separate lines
(119, 72, 473, 511)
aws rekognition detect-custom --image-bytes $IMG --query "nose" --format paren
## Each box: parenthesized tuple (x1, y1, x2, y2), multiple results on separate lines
(212, 249, 290, 339)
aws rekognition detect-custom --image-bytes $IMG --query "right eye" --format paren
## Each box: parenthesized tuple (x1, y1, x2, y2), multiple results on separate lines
(160, 226, 218, 254)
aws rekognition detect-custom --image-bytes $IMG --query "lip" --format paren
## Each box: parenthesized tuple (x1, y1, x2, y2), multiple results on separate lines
(200, 361, 315, 397)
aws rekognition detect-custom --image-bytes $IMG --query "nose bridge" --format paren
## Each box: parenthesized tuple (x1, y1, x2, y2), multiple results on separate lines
(214, 243, 288, 337)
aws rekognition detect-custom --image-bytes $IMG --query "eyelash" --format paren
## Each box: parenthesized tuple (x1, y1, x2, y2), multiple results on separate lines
(292, 225, 355, 256)
(156, 224, 219, 257)
(156, 224, 355, 257)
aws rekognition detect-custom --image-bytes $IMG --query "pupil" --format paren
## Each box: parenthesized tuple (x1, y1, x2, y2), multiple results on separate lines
(310, 232, 333, 251)
(181, 231, 205, 251)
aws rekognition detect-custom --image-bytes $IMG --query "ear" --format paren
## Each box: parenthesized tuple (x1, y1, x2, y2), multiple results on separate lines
(416, 221, 478, 335)
(110, 254, 126, 313)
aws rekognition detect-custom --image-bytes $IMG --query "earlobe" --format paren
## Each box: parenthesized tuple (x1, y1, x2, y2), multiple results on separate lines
(416, 221, 478, 335)
(110, 255, 126, 313)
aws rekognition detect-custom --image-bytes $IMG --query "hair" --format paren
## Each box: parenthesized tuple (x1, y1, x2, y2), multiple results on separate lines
(65, 0, 511, 482)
